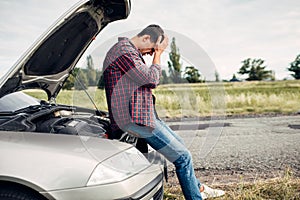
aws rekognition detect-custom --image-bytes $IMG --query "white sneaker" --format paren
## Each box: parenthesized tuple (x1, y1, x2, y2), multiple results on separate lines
(200, 184, 225, 199)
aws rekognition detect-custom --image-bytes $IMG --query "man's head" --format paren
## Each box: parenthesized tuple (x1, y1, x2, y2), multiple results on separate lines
(131, 24, 164, 56)
(137, 24, 164, 43)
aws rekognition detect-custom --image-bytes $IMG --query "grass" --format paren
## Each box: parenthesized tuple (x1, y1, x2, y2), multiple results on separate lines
(25, 87, 108, 111)
(154, 80, 300, 118)
(25, 80, 300, 118)
(163, 168, 300, 200)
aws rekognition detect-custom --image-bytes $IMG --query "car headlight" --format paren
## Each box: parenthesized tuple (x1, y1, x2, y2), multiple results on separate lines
(87, 147, 151, 186)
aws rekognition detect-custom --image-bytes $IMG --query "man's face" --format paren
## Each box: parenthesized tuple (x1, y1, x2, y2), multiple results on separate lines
(140, 46, 156, 56)
(140, 43, 155, 56)
(139, 35, 156, 56)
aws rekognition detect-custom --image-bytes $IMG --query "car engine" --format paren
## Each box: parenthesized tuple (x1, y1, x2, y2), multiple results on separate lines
(0, 103, 109, 138)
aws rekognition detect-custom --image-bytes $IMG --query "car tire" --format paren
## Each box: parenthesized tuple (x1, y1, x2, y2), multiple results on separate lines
(0, 186, 44, 200)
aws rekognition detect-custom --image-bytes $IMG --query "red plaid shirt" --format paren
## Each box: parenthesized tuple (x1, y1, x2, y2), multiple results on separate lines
(103, 37, 161, 132)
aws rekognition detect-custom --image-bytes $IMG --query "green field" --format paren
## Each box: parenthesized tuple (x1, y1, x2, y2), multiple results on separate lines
(154, 80, 300, 118)
(25, 80, 300, 118)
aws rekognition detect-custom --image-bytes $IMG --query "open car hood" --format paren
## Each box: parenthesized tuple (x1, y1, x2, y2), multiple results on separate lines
(0, 0, 130, 100)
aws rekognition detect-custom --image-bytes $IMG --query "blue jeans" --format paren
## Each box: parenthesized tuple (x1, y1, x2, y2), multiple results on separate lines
(124, 118, 202, 200)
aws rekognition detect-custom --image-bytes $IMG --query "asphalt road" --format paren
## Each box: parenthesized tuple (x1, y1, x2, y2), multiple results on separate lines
(164, 114, 300, 184)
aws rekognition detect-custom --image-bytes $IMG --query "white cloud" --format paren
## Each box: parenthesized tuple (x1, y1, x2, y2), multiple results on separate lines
(0, 0, 299, 80)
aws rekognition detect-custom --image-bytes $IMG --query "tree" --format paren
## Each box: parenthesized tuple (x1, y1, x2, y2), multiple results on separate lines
(74, 69, 88, 90)
(288, 54, 300, 79)
(62, 55, 97, 90)
(168, 37, 182, 83)
(215, 71, 220, 82)
(62, 68, 79, 90)
(97, 73, 105, 89)
(238, 58, 272, 81)
(184, 66, 203, 83)
(160, 70, 171, 84)
(62, 74, 75, 90)
(86, 55, 97, 86)
(229, 74, 239, 82)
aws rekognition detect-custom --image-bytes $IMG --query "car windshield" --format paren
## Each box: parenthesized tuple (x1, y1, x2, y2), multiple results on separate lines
(0, 92, 40, 113)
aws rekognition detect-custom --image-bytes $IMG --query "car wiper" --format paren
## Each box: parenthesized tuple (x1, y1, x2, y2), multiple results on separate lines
(0, 105, 43, 116)
(14, 105, 43, 114)
(0, 111, 15, 116)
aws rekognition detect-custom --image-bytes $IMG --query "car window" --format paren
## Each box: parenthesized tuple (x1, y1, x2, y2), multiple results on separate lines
(0, 92, 40, 113)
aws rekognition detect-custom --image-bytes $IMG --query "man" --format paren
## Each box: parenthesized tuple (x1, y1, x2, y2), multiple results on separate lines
(103, 24, 224, 200)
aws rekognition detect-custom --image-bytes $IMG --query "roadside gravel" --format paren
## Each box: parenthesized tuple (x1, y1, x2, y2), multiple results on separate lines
(164, 114, 300, 185)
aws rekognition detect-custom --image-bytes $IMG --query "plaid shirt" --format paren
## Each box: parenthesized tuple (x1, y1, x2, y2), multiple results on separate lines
(103, 37, 161, 132)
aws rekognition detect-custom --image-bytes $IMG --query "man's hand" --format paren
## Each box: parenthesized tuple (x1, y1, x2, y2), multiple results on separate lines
(155, 35, 169, 56)
(152, 35, 168, 65)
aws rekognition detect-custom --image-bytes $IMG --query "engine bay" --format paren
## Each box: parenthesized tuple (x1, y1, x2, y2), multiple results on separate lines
(0, 100, 110, 139)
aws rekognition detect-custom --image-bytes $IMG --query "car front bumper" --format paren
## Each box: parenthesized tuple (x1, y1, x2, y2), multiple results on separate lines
(42, 164, 164, 200)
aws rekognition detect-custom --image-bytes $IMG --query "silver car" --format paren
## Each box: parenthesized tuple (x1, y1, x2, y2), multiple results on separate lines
(0, 0, 164, 199)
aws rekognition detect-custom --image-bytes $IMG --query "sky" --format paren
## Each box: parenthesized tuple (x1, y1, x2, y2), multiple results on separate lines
(0, 0, 299, 80)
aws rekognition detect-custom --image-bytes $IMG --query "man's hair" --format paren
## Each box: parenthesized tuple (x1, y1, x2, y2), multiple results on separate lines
(137, 24, 164, 43)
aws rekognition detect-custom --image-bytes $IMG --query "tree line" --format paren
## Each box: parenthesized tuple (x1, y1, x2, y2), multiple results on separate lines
(63, 38, 300, 90)
(63, 55, 102, 90)
(233, 55, 300, 81)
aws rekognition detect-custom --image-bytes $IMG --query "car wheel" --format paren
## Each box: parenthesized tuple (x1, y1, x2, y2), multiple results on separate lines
(0, 186, 45, 200)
